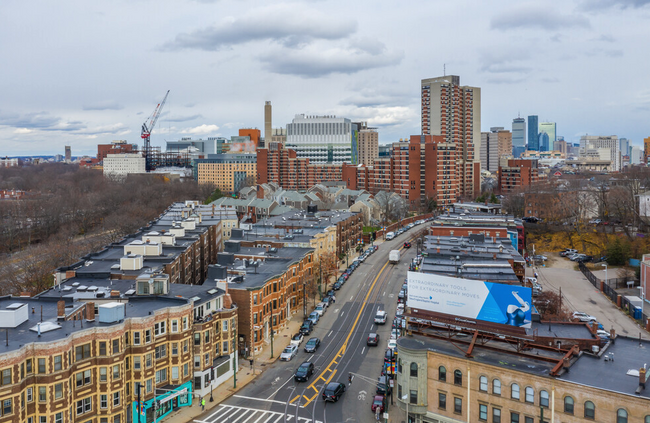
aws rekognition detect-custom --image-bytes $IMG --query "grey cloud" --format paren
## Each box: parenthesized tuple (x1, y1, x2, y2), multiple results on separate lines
(581, 0, 650, 10)
(479, 50, 532, 75)
(82, 101, 124, 111)
(491, 6, 590, 31)
(481, 64, 532, 74)
(485, 76, 526, 84)
(593, 34, 616, 42)
(0, 111, 86, 131)
(585, 48, 624, 57)
(541, 77, 560, 83)
(161, 5, 356, 51)
(160, 113, 203, 122)
(259, 42, 403, 78)
(339, 91, 409, 108)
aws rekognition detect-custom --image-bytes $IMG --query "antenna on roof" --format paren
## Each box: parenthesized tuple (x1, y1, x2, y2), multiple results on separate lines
(443, 63, 446, 76)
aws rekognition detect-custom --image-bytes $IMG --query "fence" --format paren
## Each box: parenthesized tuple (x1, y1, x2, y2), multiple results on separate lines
(578, 262, 649, 325)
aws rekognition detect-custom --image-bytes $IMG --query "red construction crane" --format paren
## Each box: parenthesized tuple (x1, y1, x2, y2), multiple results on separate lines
(141, 90, 170, 171)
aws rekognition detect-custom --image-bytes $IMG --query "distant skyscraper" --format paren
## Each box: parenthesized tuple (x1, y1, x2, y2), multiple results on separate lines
(527, 116, 539, 151)
(65, 146, 71, 162)
(356, 122, 378, 166)
(264, 101, 272, 148)
(286, 114, 352, 164)
(512, 117, 526, 149)
(421, 75, 481, 197)
(619, 138, 630, 157)
(538, 122, 556, 152)
(538, 132, 550, 152)
(480, 127, 511, 173)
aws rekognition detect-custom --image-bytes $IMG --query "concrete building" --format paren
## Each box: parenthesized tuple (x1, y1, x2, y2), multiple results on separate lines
(97, 140, 137, 162)
(264, 100, 272, 147)
(194, 153, 257, 194)
(103, 153, 146, 179)
(285, 114, 353, 164)
(166, 137, 229, 155)
(580, 135, 621, 171)
(538, 121, 556, 151)
(481, 128, 512, 173)
(527, 115, 538, 151)
(512, 117, 525, 155)
(356, 123, 378, 166)
(65, 145, 71, 162)
(554, 139, 568, 155)
(631, 145, 643, 165)
(620, 137, 630, 157)
(421, 75, 481, 198)
(0, 157, 19, 167)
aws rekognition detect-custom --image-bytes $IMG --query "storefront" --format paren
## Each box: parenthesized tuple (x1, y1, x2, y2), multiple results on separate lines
(132, 381, 193, 423)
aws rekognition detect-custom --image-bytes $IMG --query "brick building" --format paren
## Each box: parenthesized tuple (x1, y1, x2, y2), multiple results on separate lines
(97, 140, 136, 162)
(498, 159, 540, 193)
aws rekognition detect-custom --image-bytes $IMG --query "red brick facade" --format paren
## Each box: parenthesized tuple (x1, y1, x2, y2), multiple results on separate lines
(498, 159, 540, 193)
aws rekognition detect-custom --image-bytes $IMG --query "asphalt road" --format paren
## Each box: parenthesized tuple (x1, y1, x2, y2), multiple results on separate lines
(195, 231, 418, 423)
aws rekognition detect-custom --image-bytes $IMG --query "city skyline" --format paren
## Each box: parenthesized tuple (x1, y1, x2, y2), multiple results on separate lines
(1, 0, 649, 156)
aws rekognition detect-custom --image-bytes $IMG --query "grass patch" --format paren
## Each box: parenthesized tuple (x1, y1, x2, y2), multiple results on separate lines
(363, 226, 380, 234)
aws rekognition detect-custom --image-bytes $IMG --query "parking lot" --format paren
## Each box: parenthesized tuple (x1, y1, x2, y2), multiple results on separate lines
(531, 253, 649, 340)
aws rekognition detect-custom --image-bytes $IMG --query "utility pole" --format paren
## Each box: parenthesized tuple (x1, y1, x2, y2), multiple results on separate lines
(137, 382, 142, 423)
(270, 323, 274, 359)
(233, 327, 237, 389)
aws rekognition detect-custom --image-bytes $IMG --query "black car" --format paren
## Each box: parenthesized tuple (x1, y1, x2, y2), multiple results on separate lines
(333, 281, 342, 290)
(294, 362, 315, 382)
(327, 290, 334, 297)
(384, 348, 396, 363)
(367, 333, 380, 346)
(322, 382, 346, 402)
(300, 321, 314, 335)
(376, 376, 392, 396)
(304, 337, 321, 353)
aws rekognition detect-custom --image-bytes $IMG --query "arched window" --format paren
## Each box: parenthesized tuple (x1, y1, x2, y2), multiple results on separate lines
(617, 409, 628, 423)
(525, 386, 534, 403)
(479, 376, 488, 392)
(644, 415, 650, 423)
(438, 366, 446, 382)
(540, 390, 549, 408)
(410, 363, 418, 377)
(492, 379, 501, 395)
(564, 396, 574, 414)
(584, 401, 595, 419)
(454, 369, 462, 386)
(511, 383, 520, 400)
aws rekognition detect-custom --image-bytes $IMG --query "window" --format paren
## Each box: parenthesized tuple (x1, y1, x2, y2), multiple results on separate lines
(134, 356, 141, 370)
(454, 397, 462, 414)
(204, 353, 210, 366)
(540, 390, 549, 408)
(155, 345, 166, 360)
(438, 393, 446, 409)
(223, 320, 228, 331)
(617, 409, 628, 423)
(510, 412, 519, 423)
(564, 396, 574, 414)
(99, 342, 107, 355)
(146, 353, 152, 368)
(410, 363, 418, 377)
(134, 332, 141, 345)
(184, 340, 189, 353)
(112, 339, 119, 354)
(525, 387, 534, 403)
(38, 358, 46, 374)
(54, 413, 62, 423)
(26, 359, 32, 374)
(146, 379, 152, 393)
(493, 408, 501, 423)
(113, 365, 120, 380)
(54, 383, 63, 400)
(156, 369, 167, 384)
(439, 366, 446, 382)
(409, 390, 417, 405)
(100, 367, 107, 382)
(76, 370, 91, 387)
(113, 392, 120, 407)
(54, 355, 62, 371)
(645, 416, 650, 423)
(76, 397, 91, 415)
(75, 344, 91, 361)
(172, 366, 179, 380)
(38, 387, 46, 402)
(184, 363, 189, 376)
(194, 333, 201, 346)
(454, 369, 462, 386)
(183, 317, 188, 330)
(479, 404, 488, 421)
(100, 395, 107, 409)
(114, 415, 121, 423)
(26, 387, 33, 403)
(204, 331, 210, 344)
(524, 418, 534, 423)
(1, 369, 10, 385)
(171, 320, 178, 333)
(223, 341, 228, 354)
(511, 384, 520, 400)
(145, 330, 151, 343)
(479, 376, 488, 392)
(172, 343, 178, 356)
(154, 321, 166, 336)
(492, 379, 501, 395)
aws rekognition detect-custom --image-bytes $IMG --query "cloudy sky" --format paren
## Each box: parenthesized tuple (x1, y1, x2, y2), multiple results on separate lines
(1, 0, 649, 156)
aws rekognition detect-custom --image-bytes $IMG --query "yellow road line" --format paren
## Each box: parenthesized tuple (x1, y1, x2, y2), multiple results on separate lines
(296, 258, 393, 406)
(290, 394, 300, 403)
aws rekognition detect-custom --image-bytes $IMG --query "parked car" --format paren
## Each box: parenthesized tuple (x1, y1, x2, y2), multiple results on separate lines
(573, 311, 597, 322)
(387, 339, 397, 350)
(597, 329, 611, 339)
(280, 344, 298, 361)
(371, 395, 386, 413)
(314, 305, 326, 316)
(589, 219, 602, 225)
(290, 333, 304, 347)
(333, 281, 342, 290)
(294, 361, 315, 382)
(384, 348, 396, 363)
(322, 382, 346, 402)
(533, 255, 548, 261)
(300, 320, 314, 335)
(367, 333, 380, 346)
(561, 249, 578, 257)
(308, 312, 320, 325)
(304, 337, 321, 353)
(376, 376, 392, 396)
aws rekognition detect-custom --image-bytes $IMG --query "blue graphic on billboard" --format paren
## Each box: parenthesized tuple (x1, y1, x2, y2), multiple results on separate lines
(407, 271, 532, 328)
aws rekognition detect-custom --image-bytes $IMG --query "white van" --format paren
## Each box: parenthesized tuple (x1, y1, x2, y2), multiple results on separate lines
(386, 232, 395, 240)
(374, 310, 388, 325)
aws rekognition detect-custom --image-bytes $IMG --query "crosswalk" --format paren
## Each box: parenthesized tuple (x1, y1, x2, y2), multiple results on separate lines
(195, 404, 320, 423)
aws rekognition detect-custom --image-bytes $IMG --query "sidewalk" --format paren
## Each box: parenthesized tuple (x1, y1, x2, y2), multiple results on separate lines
(165, 315, 305, 423)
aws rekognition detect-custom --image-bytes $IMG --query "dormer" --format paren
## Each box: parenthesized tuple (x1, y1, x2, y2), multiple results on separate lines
(181, 219, 196, 230)
(124, 240, 163, 257)
(120, 254, 143, 271)
(135, 272, 170, 295)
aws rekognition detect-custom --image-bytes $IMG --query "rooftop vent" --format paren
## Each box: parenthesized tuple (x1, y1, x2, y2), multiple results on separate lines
(98, 302, 125, 324)
(207, 289, 218, 295)
(29, 322, 61, 334)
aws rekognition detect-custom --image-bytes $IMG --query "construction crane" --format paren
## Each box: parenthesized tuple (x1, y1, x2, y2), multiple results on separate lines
(141, 90, 170, 171)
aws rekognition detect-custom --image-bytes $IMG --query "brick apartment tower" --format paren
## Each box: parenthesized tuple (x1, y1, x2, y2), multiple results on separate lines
(421, 75, 481, 199)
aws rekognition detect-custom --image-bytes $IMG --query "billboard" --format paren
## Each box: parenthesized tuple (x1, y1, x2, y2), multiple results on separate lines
(407, 271, 532, 328)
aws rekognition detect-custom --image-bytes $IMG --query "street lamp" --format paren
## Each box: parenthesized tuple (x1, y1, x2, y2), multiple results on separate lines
(601, 263, 608, 285)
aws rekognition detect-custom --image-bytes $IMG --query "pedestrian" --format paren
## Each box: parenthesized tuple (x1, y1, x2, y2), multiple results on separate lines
(201, 397, 205, 411)
(332, 294, 336, 304)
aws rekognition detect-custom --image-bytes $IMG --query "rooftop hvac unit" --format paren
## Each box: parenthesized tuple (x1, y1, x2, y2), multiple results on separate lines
(98, 302, 125, 324)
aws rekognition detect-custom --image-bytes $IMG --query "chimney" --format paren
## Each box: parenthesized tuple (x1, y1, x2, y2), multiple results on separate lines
(65, 270, 76, 279)
(57, 300, 65, 320)
(493, 253, 497, 260)
(640, 367, 647, 389)
(20, 292, 31, 297)
(591, 322, 598, 333)
(563, 357, 570, 370)
(86, 302, 95, 321)
(223, 293, 233, 309)
(610, 328, 616, 341)
(436, 247, 440, 254)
